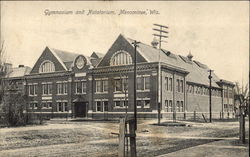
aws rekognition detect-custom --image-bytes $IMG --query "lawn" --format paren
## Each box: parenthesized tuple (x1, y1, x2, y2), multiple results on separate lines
(0, 119, 248, 157)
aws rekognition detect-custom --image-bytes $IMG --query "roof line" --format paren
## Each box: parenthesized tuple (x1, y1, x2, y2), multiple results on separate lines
(48, 47, 68, 71)
(124, 35, 150, 62)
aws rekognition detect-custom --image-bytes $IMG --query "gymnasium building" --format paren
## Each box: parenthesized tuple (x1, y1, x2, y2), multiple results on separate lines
(5, 34, 235, 119)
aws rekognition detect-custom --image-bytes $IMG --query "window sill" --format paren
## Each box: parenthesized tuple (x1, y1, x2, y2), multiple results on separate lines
(42, 94, 52, 96)
(114, 106, 126, 109)
(57, 94, 68, 95)
(95, 92, 108, 94)
(29, 95, 37, 97)
(144, 106, 150, 108)
(137, 90, 150, 92)
(75, 93, 87, 95)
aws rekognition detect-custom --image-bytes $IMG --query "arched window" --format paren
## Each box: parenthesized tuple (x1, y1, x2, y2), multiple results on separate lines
(110, 51, 132, 66)
(39, 60, 55, 73)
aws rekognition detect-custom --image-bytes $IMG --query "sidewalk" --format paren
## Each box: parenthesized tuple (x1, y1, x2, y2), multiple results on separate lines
(157, 138, 249, 157)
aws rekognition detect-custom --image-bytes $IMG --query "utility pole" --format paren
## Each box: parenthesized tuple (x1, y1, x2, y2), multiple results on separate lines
(152, 24, 168, 125)
(131, 40, 140, 157)
(208, 70, 213, 123)
(132, 40, 140, 131)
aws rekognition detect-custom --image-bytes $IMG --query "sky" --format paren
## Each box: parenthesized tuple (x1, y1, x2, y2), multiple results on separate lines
(1, 1, 249, 86)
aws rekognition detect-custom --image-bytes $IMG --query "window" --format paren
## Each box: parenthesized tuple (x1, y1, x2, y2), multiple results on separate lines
(75, 81, 87, 94)
(136, 100, 143, 108)
(115, 79, 122, 92)
(137, 77, 144, 90)
(165, 100, 168, 110)
(103, 80, 108, 92)
(95, 79, 108, 93)
(114, 101, 122, 108)
(110, 51, 132, 66)
(42, 102, 47, 108)
(144, 100, 150, 108)
(57, 82, 68, 94)
(29, 102, 38, 109)
(169, 100, 173, 112)
(165, 77, 169, 91)
(176, 101, 180, 112)
(28, 84, 38, 96)
(42, 83, 52, 95)
(177, 79, 180, 92)
(57, 102, 68, 112)
(96, 101, 102, 112)
(180, 80, 183, 93)
(169, 78, 173, 91)
(145, 77, 150, 90)
(103, 101, 109, 111)
(96, 80, 102, 92)
(39, 61, 55, 73)
(137, 76, 150, 91)
(41, 101, 52, 108)
(180, 101, 184, 112)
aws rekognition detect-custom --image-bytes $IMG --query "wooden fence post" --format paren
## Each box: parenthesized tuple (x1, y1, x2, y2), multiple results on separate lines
(118, 118, 126, 157)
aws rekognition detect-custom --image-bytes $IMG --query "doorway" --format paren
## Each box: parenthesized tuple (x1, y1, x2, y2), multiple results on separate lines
(74, 102, 87, 117)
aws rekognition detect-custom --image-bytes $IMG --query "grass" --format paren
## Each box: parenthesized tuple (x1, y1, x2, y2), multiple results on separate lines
(0, 119, 248, 157)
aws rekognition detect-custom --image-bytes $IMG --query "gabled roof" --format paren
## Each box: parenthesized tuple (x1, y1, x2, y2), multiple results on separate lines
(91, 52, 104, 59)
(48, 47, 91, 70)
(6, 66, 31, 78)
(123, 35, 223, 88)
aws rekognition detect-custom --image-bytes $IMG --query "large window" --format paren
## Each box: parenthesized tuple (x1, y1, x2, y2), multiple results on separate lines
(114, 99, 128, 108)
(57, 82, 68, 94)
(95, 79, 108, 93)
(96, 101, 102, 112)
(39, 61, 55, 73)
(42, 83, 52, 95)
(57, 102, 68, 112)
(165, 100, 173, 112)
(136, 99, 150, 108)
(29, 102, 38, 109)
(110, 51, 132, 66)
(42, 101, 52, 108)
(180, 80, 184, 93)
(137, 76, 150, 91)
(114, 78, 128, 92)
(177, 79, 180, 92)
(75, 81, 87, 94)
(169, 78, 173, 91)
(28, 84, 38, 96)
(165, 77, 169, 91)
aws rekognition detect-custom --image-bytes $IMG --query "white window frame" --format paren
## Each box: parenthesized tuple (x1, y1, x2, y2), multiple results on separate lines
(28, 83, 38, 96)
(95, 78, 108, 94)
(144, 98, 150, 108)
(96, 101, 102, 112)
(136, 75, 150, 92)
(42, 82, 52, 95)
(110, 50, 132, 66)
(56, 101, 68, 112)
(39, 60, 55, 73)
(75, 80, 87, 94)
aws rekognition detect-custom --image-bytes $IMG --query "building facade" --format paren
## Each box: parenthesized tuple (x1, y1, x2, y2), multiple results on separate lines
(6, 34, 235, 119)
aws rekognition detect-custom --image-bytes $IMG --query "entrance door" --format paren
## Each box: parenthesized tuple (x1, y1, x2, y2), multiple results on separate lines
(75, 102, 87, 117)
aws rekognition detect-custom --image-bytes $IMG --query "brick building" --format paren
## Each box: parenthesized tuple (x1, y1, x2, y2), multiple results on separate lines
(7, 34, 235, 119)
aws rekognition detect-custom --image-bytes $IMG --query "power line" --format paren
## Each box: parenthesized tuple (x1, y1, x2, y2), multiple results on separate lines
(152, 24, 168, 125)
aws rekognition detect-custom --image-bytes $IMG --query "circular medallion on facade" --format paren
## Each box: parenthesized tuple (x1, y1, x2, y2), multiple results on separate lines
(75, 55, 87, 69)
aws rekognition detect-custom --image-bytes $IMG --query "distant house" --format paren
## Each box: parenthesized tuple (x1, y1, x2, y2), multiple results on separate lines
(6, 34, 235, 119)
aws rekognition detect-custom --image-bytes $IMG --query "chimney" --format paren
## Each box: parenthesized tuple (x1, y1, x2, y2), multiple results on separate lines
(187, 52, 193, 61)
(18, 65, 24, 68)
(151, 37, 159, 49)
